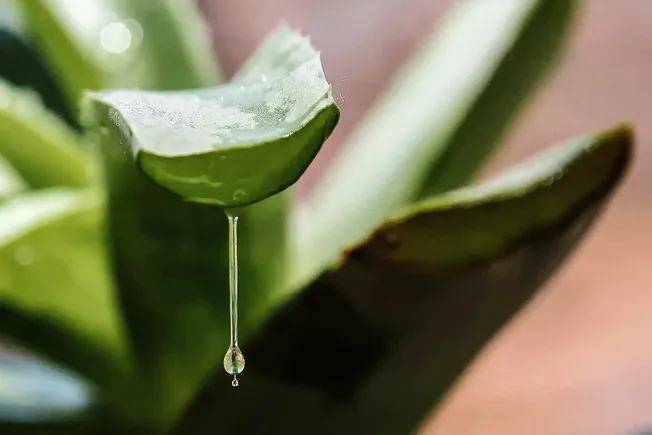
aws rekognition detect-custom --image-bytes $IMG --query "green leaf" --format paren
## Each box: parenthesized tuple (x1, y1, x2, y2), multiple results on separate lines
(178, 125, 632, 435)
(0, 353, 92, 423)
(90, 27, 336, 428)
(0, 27, 77, 127)
(0, 154, 25, 200)
(13, 0, 108, 111)
(84, 27, 338, 207)
(292, 0, 578, 290)
(14, 0, 221, 112)
(0, 188, 130, 390)
(114, 0, 221, 89)
(0, 78, 92, 189)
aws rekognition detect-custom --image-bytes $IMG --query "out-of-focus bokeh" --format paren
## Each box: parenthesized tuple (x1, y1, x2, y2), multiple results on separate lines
(200, 1, 652, 434)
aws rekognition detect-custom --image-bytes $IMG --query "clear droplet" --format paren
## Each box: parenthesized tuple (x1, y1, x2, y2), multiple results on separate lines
(223, 344, 245, 375)
(223, 212, 245, 385)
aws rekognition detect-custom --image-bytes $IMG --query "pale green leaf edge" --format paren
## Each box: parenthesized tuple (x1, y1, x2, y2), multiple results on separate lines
(289, 0, 578, 293)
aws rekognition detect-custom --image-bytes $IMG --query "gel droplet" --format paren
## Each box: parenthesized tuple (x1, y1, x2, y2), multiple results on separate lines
(223, 344, 245, 375)
(223, 212, 245, 386)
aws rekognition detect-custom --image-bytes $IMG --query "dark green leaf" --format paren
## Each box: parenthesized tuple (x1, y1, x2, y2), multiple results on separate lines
(0, 78, 92, 189)
(293, 0, 578, 290)
(84, 28, 339, 207)
(178, 125, 632, 435)
(0, 27, 77, 127)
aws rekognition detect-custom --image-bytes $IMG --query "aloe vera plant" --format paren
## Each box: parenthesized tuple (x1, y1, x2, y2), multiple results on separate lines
(0, 0, 634, 434)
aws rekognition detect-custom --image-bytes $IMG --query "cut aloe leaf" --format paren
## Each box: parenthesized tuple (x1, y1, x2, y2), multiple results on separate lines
(88, 27, 333, 429)
(84, 28, 339, 207)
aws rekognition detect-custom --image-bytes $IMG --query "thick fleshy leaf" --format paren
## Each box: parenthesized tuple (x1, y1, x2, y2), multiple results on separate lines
(292, 0, 577, 290)
(84, 28, 339, 207)
(0, 188, 130, 391)
(0, 78, 92, 188)
(90, 27, 332, 428)
(178, 126, 632, 435)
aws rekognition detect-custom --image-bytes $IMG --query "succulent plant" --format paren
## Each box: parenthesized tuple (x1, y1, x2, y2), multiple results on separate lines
(0, 0, 633, 434)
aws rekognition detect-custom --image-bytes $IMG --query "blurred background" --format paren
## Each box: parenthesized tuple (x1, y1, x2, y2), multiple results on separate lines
(199, 1, 651, 434)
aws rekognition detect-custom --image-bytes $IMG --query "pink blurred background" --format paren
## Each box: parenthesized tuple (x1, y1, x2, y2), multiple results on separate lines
(200, 1, 651, 434)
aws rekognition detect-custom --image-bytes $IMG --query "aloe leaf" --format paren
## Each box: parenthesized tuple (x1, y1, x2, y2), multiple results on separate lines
(293, 0, 578, 290)
(88, 27, 337, 428)
(114, 0, 221, 89)
(0, 78, 91, 188)
(178, 125, 632, 435)
(0, 353, 92, 423)
(0, 188, 130, 391)
(84, 29, 339, 207)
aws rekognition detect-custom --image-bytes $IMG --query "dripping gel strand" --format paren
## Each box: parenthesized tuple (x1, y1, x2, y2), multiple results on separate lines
(223, 212, 245, 386)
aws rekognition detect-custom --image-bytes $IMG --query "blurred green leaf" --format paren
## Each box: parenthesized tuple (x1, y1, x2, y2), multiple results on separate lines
(114, 0, 221, 89)
(84, 28, 338, 207)
(0, 188, 130, 391)
(14, 0, 108, 111)
(0, 27, 77, 127)
(0, 154, 24, 200)
(292, 0, 578, 290)
(179, 125, 632, 435)
(14, 0, 221, 113)
(91, 27, 337, 428)
(0, 78, 92, 189)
